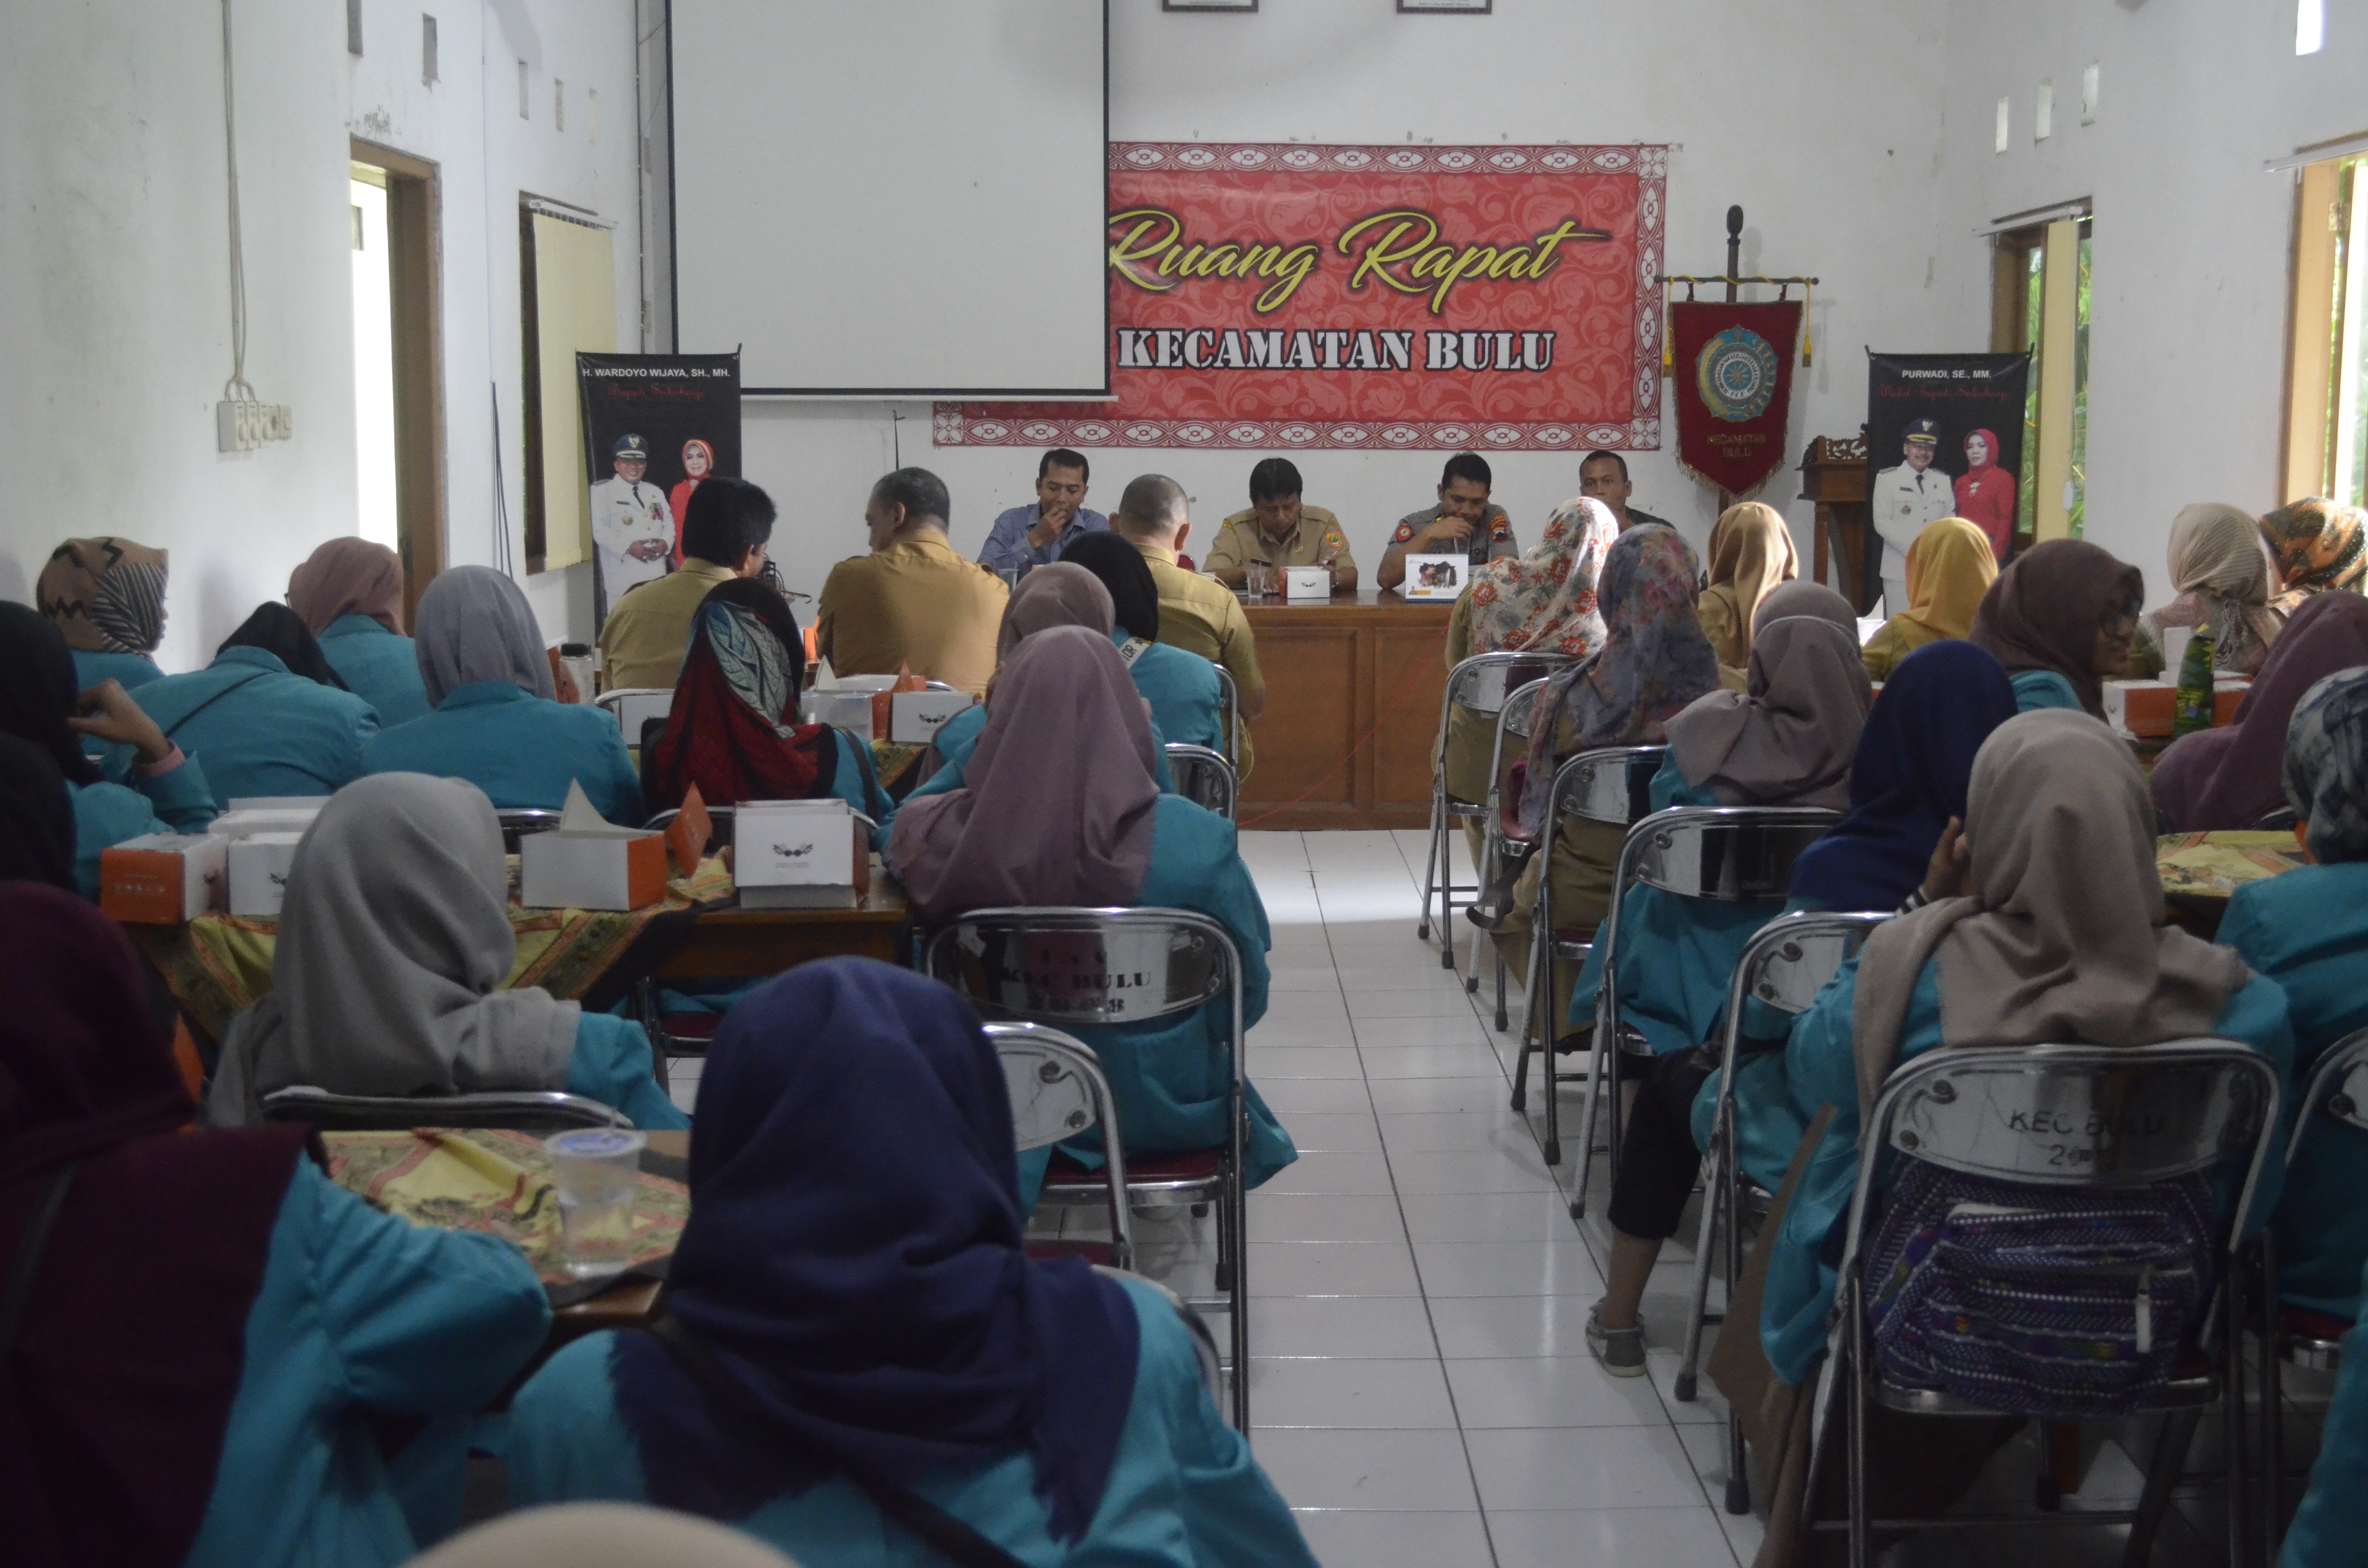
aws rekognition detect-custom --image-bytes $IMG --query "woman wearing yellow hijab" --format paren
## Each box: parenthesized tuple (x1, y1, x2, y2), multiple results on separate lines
(1860, 516, 1998, 679)
(1694, 502, 1800, 672)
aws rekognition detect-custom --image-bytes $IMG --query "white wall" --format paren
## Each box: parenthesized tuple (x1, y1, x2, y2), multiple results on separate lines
(1934, 0, 2368, 606)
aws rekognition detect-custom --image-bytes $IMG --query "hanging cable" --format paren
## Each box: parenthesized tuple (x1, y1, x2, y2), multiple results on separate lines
(218, 0, 256, 404)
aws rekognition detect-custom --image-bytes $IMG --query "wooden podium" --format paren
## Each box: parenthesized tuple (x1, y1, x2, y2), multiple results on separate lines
(1800, 434, 1877, 614)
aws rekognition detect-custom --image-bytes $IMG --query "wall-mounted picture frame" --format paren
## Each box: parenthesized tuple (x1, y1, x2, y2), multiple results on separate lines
(1398, 0, 1492, 11)
(1164, 0, 1258, 10)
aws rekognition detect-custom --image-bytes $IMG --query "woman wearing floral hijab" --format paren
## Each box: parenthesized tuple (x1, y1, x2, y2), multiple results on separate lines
(2263, 496, 2368, 615)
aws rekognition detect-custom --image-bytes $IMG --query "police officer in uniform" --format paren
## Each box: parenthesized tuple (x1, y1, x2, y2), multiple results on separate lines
(1869, 418, 1955, 612)
(1377, 451, 1519, 589)
(1204, 457, 1358, 591)
(590, 434, 675, 615)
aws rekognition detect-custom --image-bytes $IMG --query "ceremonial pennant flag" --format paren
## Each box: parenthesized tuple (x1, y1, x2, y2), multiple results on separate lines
(1667, 300, 1801, 497)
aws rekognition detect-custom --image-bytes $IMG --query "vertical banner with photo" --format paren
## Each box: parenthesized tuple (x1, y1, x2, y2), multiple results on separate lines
(577, 352, 741, 625)
(1864, 352, 2030, 611)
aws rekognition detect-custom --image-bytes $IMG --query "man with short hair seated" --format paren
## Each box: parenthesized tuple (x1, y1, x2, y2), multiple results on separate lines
(1203, 457, 1357, 591)
(1378, 451, 1519, 589)
(598, 477, 777, 692)
(975, 447, 1106, 576)
(1111, 474, 1266, 781)
(816, 466, 1010, 698)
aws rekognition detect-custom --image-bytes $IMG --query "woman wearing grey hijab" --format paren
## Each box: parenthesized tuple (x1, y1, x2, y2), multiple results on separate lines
(208, 773, 684, 1129)
(362, 566, 644, 825)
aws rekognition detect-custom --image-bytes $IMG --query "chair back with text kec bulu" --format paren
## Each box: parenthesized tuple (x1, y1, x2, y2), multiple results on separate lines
(1164, 744, 1238, 821)
(984, 1020, 1133, 1271)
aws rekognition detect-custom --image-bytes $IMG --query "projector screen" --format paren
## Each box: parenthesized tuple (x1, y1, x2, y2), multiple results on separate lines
(668, 0, 1108, 397)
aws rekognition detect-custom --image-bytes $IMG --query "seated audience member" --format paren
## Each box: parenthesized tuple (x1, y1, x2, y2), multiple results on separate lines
(508, 958, 1316, 1568)
(2284, 1254, 2368, 1568)
(601, 477, 777, 692)
(888, 627, 1295, 1201)
(288, 536, 431, 726)
(2130, 502, 2282, 678)
(2152, 591, 2368, 832)
(1579, 449, 1668, 532)
(0, 880, 551, 1568)
(2221, 667, 2368, 1324)
(366, 565, 643, 827)
(1858, 516, 1997, 681)
(1, 604, 217, 896)
(2263, 495, 2368, 615)
(1203, 457, 1357, 591)
(38, 534, 170, 691)
(1445, 493, 1619, 880)
(976, 447, 1108, 576)
(1969, 537, 2144, 715)
(412, 1506, 803, 1568)
(1377, 451, 1519, 588)
(129, 602, 380, 801)
(1588, 640, 2017, 1372)
(1062, 530, 1228, 755)
(816, 466, 1008, 698)
(642, 578, 889, 824)
(1694, 501, 1800, 674)
(1112, 473, 1268, 779)
(1479, 523, 1717, 1032)
(208, 773, 684, 1129)
(1731, 710, 2289, 1527)
(0, 733, 75, 889)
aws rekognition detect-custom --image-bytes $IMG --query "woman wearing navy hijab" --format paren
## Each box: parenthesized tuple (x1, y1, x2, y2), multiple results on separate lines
(508, 957, 1315, 1568)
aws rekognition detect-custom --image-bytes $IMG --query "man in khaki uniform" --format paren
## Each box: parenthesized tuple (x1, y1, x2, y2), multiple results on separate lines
(816, 467, 1010, 698)
(1203, 457, 1357, 591)
(599, 477, 774, 691)
(1112, 473, 1265, 782)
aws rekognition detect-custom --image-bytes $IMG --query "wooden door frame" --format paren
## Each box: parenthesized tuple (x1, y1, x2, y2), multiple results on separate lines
(351, 137, 448, 626)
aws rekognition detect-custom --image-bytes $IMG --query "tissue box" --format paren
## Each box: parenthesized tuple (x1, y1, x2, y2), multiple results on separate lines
(890, 689, 974, 744)
(99, 833, 227, 925)
(210, 805, 323, 841)
(2214, 678, 2251, 728)
(2104, 680, 2175, 738)
(228, 832, 304, 917)
(734, 798, 870, 908)
(518, 783, 670, 910)
(1284, 566, 1331, 602)
(802, 689, 877, 738)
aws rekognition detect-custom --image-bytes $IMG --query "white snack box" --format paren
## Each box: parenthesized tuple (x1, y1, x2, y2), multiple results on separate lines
(99, 833, 228, 924)
(1284, 566, 1331, 602)
(801, 689, 877, 738)
(890, 689, 974, 744)
(518, 783, 669, 912)
(735, 798, 869, 909)
(210, 805, 323, 841)
(2102, 678, 2174, 736)
(228, 832, 305, 917)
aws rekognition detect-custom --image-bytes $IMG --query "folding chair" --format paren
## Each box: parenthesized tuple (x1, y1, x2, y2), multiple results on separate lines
(1672, 910, 1891, 1512)
(1097, 1266, 1229, 1415)
(1508, 746, 1666, 1167)
(258, 1085, 632, 1132)
(1165, 743, 1238, 821)
(1418, 652, 1567, 965)
(1464, 674, 1557, 1027)
(1571, 805, 1839, 1215)
(924, 906, 1252, 1432)
(1801, 1041, 2282, 1568)
(986, 1020, 1133, 1271)
(2252, 806, 2301, 832)
(594, 688, 674, 738)
(1212, 665, 1241, 768)
(495, 808, 564, 853)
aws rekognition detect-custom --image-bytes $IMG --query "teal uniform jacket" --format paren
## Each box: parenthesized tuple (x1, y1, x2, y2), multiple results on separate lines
(1756, 956, 2294, 1385)
(132, 647, 381, 801)
(2010, 669, 2084, 713)
(893, 706, 1174, 836)
(1117, 629, 1227, 755)
(363, 682, 644, 828)
(567, 1012, 690, 1130)
(73, 647, 165, 692)
(318, 616, 432, 728)
(67, 755, 220, 899)
(178, 1159, 550, 1568)
(506, 1275, 1319, 1568)
(2281, 1252, 2368, 1567)
(2220, 861, 2368, 1319)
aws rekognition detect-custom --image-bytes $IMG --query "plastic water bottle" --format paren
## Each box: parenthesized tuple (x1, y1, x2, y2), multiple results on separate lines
(2173, 624, 2216, 736)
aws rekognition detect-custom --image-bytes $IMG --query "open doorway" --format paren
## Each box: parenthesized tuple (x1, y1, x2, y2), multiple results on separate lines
(350, 140, 447, 624)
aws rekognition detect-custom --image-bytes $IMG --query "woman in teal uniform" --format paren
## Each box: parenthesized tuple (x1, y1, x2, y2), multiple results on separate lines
(207, 773, 683, 1131)
(2220, 665, 2368, 1323)
(508, 958, 1316, 1568)
(1063, 531, 1228, 754)
(2283, 1252, 2368, 1567)
(289, 537, 432, 727)
(130, 603, 381, 801)
(365, 565, 642, 826)
(0, 881, 550, 1568)
(38, 534, 171, 692)
(889, 626, 1294, 1204)
(1967, 537, 2145, 715)
(0, 604, 218, 897)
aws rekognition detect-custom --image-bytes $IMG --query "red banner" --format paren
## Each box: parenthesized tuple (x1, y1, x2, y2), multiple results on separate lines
(937, 142, 1666, 454)
(1667, 300, 1802, 497)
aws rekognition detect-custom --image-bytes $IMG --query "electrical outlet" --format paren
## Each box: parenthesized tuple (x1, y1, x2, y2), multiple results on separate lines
(217, 400, 293, 453)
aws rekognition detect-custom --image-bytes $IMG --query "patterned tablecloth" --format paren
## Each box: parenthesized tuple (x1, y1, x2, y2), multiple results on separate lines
(2155, 831, 2310, 901)
(871, 737, 928, 795)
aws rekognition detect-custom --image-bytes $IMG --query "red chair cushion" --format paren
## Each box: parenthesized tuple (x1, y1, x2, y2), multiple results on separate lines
(657, 1013, 724, 1041)
(2284, 1304, 2355, 1345)
(1043, 1147, 1224, 1190)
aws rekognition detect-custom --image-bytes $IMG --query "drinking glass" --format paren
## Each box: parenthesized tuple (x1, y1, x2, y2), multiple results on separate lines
(544, 1127, 648, 1279)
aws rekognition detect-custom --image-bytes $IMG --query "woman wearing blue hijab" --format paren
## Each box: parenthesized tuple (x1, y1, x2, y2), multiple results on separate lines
(507, 958, 1314, 1568)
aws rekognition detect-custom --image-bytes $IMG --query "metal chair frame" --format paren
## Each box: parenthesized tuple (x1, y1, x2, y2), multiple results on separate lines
(1670, 910, 1890, 1513)
(923, 906, 1251, 1432)
(1801, 1040, 2283, 1568)
(1419, 652, 1566, 966)
(495, 808, 564, 853)
(1164, 744, 1238, 822)
(1464, 676, 1554, 1027)
(987, 1021, 1134, 1272)
(640, 803, 738, 848)
(1508, 745, 1665, 1166)
(1570, 804, 1839, 1213)
(258, 1086, 632, 1131)
(1213, 665, 1241, 769)
(1094, 1265, 1229, 1416)
(594, 687, 675, 735)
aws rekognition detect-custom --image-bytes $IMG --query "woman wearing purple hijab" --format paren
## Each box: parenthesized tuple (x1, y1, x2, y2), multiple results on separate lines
(889, 626, 1296, 1204)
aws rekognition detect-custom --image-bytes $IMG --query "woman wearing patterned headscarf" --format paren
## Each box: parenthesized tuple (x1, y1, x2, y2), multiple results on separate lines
(1693, 502, 1800, 673)
(37, 536, 170, 691)
(2130, 502, 2283, 677)
(2262, 496, 2368, 615)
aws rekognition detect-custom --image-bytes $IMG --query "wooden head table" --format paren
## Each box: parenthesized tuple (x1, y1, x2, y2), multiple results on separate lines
(1239, 588, 1452, 831)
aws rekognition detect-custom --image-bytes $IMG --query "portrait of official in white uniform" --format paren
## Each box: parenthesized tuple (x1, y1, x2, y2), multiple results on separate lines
(589, 433, 675, 614)
(1868, 417, 1955, 612)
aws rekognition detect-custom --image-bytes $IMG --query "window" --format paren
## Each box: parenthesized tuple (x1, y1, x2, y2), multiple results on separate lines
(519, 203, 616, 572)
(1992, 214, 2091, 543)
(2282, 153, 2368, 506)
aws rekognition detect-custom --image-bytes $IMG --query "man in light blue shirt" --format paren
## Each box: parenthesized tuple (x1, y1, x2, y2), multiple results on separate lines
(975, 448, 1108, 576)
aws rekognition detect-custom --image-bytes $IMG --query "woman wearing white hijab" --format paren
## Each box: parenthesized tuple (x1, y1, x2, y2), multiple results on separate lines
(2132, 502, 2284, 677)
(207, 772, 684, 1130)
(363, 565, 644, 825)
